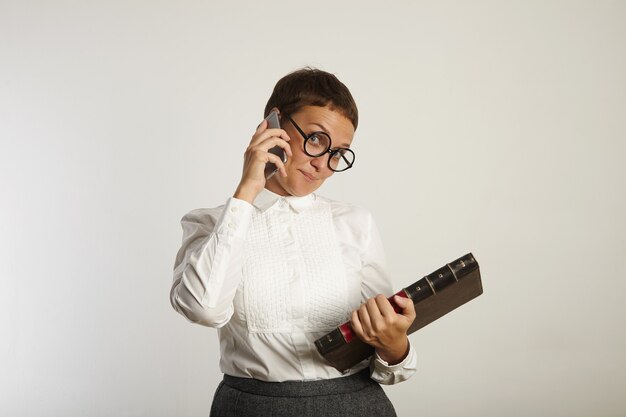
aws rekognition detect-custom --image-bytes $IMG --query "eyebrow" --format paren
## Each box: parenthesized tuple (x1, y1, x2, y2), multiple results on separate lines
(309, 123, 351, 148)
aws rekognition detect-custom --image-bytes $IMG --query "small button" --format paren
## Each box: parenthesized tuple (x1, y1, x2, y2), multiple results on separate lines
(228, 222, 235, 228)
(230, 206, 238, 213)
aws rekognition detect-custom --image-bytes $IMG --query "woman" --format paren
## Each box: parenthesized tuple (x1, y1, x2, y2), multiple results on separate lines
(170, 68, 417, 416)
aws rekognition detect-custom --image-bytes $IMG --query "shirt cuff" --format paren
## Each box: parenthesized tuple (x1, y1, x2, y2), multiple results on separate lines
(370, 339, 417, 385)
(373, 339, 413, 369)
(213, 197, 254, 239)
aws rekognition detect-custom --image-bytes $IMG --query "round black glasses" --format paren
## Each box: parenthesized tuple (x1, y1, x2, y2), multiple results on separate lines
(283, 114, 355, 172)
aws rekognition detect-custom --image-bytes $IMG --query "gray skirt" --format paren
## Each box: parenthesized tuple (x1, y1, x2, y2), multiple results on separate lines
(209, 368, 397, 417)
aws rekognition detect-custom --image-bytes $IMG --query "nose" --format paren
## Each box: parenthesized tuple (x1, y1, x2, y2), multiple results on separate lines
(309, 153, 327, 172)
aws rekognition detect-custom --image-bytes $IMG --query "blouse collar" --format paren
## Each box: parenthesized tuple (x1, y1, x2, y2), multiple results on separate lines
(253, 188, 316, 213)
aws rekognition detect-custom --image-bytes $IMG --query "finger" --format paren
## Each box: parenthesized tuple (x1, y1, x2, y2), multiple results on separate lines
(247, 144, 285, 163)
(259, 128, 291, 142)
(350, 310, 365, 340)
(365, 297, 384, 324)
(393, 295, 416, 319)
(374, 294, 396, 318)
(393, 294, 413, 311)
(246, 140, 292, 166)
(366, 297, 387, 332)
(357, 304, 373, 336)
(265, 127, 291, 141)
(265, 153, 288, 177)
(250, 128, 291, 147)
(270, 137, 293, 158)
(251, 136, 293, 157)
(256, 118, 267, 133)
(245, 144, 288, 177)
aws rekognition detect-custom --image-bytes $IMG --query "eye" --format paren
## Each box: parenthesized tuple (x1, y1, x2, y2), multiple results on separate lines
(330, 149, 344, 160)
(303, 131, 331, 156)
(308, 134, 322, 145)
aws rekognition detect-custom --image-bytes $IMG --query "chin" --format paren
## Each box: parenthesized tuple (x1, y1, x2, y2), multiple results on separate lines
(286, 179, 322, 197)
(287, 186, 314, 197)
(290, 189, 312, 197)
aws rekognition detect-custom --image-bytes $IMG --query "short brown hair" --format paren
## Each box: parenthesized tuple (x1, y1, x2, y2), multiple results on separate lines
(264, 67, 358, 130)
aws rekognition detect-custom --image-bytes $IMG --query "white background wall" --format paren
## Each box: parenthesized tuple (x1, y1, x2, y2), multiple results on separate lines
(1, 1, 625, 416)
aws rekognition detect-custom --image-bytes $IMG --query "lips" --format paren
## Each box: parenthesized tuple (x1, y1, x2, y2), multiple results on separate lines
(298, 170, 318, 182)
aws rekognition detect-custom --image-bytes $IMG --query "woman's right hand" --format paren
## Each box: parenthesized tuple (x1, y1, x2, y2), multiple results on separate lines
(233, 118, 292, 203)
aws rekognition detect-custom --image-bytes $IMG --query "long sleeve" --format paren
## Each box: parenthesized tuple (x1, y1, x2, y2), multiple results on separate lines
(359, 211, 418, 385)
(171, 190, 417, 382)
(170, 197, 253, 328)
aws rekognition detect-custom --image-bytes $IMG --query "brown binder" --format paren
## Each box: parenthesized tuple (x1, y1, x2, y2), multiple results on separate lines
(314, 253, 483, 372)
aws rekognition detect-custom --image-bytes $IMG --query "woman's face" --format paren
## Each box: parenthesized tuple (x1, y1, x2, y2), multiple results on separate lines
(265, 105, 355, 197)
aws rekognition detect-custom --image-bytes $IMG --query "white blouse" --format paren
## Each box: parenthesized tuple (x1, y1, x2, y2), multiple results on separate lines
(170, 188, 417, 384)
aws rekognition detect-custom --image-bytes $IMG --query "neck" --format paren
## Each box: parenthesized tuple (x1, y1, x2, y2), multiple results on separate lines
(264, 177, 290, 196)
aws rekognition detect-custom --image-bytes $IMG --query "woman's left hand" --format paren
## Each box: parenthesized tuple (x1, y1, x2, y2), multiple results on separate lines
(350, 294, 416, 365)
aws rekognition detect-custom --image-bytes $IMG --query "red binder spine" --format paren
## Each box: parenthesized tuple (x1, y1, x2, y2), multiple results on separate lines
(337, 290, 409, 343)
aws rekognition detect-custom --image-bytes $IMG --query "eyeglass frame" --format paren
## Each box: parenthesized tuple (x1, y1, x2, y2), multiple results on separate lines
(282, 113, 355, 172)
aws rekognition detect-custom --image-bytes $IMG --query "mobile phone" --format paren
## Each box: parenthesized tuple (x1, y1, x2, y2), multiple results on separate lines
(264, 110, 288, 179)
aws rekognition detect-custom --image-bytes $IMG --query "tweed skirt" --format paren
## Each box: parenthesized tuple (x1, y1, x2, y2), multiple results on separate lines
(209, 368, 397, 417)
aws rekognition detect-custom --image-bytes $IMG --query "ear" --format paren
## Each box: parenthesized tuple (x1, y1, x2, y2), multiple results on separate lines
(267, 107, 282, 122)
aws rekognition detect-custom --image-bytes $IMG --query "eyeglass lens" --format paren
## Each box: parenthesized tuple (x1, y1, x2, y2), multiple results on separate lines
(286, 113, 354, 172)
(304, 135, 354, 172)
(327, 148, 354, 172)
